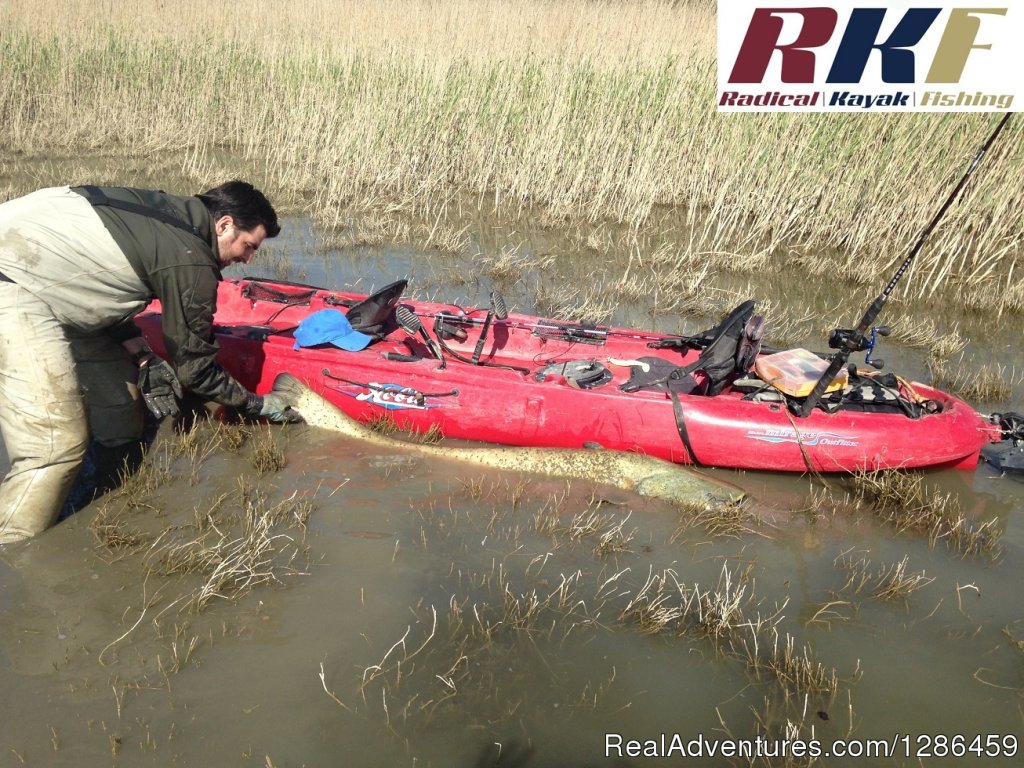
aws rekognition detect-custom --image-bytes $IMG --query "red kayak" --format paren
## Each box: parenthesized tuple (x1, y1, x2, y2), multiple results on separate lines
(136, 278, 1004, 473)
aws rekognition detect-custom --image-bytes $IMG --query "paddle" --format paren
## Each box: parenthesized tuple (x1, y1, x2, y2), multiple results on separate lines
(798, 112, 1014, 417)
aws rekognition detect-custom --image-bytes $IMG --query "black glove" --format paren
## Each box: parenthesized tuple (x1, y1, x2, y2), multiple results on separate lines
(137, 354, 184, 419)
(244, 392, 303, 424)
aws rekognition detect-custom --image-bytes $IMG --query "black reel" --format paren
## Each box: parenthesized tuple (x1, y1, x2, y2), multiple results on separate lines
(828, 325, 891, 369)
(436, 317, 469, 342)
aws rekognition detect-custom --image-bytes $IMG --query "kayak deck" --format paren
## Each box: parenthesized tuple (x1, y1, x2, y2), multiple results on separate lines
(136, 278, 1002, 473)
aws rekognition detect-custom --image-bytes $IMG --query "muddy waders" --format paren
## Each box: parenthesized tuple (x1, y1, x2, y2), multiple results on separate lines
(0, 282, 90, 543)
(0, 188, 151, 543)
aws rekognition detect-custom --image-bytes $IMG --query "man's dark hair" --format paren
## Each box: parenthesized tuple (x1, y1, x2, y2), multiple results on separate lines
(198, 180, 281, 237)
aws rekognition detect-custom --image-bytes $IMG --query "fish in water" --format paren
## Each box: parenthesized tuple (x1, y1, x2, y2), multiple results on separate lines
(271, 373, 743, 508)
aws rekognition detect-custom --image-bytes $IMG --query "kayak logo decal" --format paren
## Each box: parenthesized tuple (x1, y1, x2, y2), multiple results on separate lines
(746, 428, 859, 448)
(339, 383, 443, 411)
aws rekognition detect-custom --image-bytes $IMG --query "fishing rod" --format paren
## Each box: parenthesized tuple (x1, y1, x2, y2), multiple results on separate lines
(427, 307, 703, 346)
(798, 112, 1014, 418)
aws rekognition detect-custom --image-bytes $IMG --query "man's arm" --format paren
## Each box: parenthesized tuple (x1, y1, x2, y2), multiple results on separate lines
(147, 263, 258, 410)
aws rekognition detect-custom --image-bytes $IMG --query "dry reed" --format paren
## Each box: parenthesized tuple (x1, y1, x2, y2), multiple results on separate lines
(850, 470, 1002, 557)
(835, 550, 935, 601)
(2, 0, 1022, 308)
(928, 358, 1018, 402)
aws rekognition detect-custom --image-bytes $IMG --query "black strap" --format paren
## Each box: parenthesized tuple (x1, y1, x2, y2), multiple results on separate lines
(431, 315, 530, 375)
(667, 372, 701, 467)
(79, 185, 203, 240)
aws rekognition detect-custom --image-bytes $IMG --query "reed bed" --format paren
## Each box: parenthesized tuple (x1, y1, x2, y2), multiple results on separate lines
(2, 0, 1022, 308)
(928, 358, 1019, 402)
(850, 470, 1002, 557)
(347, 554, 849, 739)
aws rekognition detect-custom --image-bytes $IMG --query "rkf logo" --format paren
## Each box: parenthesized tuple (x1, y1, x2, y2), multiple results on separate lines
(717, 1, 1020, 111)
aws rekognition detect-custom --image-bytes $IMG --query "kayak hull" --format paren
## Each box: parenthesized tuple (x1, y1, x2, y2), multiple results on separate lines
(136, 279, 1001, 474)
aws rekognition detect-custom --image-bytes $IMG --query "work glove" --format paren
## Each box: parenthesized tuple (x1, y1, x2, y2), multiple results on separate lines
(244, 391, 303, 424)
(136, 353, 184, 419)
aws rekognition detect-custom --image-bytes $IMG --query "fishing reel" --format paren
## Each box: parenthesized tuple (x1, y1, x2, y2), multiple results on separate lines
(828, 325, 891, 369)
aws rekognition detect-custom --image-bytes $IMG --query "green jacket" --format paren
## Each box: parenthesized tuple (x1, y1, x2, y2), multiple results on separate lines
(70, 185, 253, 409)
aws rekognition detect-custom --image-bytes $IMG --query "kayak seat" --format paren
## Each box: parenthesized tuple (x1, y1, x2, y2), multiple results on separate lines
(622, 301, 763, 396)
(343, 279, 408, 342)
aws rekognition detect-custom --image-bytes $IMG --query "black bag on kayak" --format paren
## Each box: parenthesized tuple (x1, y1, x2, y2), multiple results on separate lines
(818, 371, 928, 417)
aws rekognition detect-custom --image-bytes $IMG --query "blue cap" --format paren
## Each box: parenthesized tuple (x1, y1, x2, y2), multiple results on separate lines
(293, 309, 373, 352)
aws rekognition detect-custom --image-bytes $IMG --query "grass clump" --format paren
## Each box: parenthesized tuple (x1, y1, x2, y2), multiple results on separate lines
(671, 498, 759, 541)
(145, 480, 308, 612)
(850, 470, 1002, 557)
(89, 505, 147, 555)
(250, 427, 287, 475)
(835, 550, 935, 602)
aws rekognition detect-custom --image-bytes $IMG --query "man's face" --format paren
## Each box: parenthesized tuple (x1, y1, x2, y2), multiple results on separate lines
(215, 216, 267, 268)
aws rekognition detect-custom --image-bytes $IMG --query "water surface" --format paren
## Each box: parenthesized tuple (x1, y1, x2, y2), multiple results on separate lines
(1, 213, 1022, 767)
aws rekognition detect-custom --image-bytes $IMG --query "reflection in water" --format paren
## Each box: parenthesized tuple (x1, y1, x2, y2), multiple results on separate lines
(1, 215, 1022, 766)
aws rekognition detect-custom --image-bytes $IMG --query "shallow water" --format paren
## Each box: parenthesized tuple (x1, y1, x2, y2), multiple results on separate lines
(1, 214, 1023, 767)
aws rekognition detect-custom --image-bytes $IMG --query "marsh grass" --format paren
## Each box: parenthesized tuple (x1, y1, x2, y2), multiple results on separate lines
(366, 413, 400, 436)
(533, 281, 616, 325)
(386, 481, 852, 736)
(109, 447, 173, 514)
(850, 470, 1002, 557)
(87, 419, 317, 692)
(835, 550, 935, 602)
(717, 690, 857, 768)
(249, 427, 287, 475)
(352, 558, 838, 736)
(352, 571, 606, 728)
(478, 244, 555, 282)
(414, 423, 445, 445)
(621, 563, 765, 641)
(215, 421, 252, 453)
(4, 0, 1022, 309)
(612, 562, 850, 708)
(763, 634, 841, 700)
(928, 358, 1018, 402)
(144, 479, 309, 612)
(89, 505, 147, 555)
(753, 298, 828, 348)
(1003, 623, 1024, 654)
(797, 485, 850, 525)
(889, 314, 967, 361)
(319, 216, 470, 255)
(671, 498, 760, 541)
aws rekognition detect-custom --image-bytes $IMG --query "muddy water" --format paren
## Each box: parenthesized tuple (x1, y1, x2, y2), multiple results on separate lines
(1, 215, 1023, 767)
